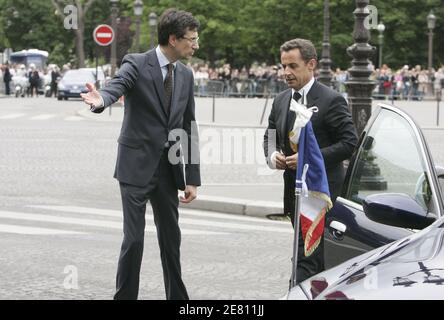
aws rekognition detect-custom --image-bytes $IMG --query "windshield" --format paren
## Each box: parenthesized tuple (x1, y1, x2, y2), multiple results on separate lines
(63, 70, 102, 82)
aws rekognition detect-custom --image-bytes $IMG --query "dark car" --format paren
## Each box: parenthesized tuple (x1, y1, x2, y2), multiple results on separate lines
(287, 214, 444, 299)
(286, 103, 444, 299)
(57, 68, 105, 100)
(324, 103, 444, 269)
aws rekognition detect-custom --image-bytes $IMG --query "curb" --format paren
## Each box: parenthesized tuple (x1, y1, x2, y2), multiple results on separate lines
(179, 195, 282, 218)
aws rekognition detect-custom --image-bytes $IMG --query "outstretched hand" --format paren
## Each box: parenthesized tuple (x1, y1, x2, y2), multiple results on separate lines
(80, 83, 102, 108)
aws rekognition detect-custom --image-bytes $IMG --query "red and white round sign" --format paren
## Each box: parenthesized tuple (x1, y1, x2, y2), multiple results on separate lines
(93, 24, 114, 46)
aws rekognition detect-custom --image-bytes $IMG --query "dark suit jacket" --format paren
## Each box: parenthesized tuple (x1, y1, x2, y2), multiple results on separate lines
(264, 80, 358, 207)
(96, 49, 201, 189)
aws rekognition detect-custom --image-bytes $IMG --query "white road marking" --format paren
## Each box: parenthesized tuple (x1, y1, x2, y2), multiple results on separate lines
(27, 205, 291, 233)
(0, 210, 227, 236)
(0, 113, 26, 119)
(0, 224, 85, 235)
(30, 114, 56, 120)
(64, 116, 84, 121)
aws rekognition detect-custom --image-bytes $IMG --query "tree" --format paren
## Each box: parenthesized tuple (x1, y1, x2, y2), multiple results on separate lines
(1, 0, 442, 70)
(51, 0, 97, 68)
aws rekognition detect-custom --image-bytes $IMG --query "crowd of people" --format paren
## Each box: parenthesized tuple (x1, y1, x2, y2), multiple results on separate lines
(188, 61, 444, 99)
(188, 62, 287, 97)
(2, 58, 444, 99)
(371, 64, 444, 100)
(328, 64, 444, 100)
(0, 62, 68, 97)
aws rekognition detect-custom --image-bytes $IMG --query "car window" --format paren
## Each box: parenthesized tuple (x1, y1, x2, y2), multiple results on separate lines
(348, 109, 434, 213)
(63, 70, 104, 82)
(63, 72, 93, 82)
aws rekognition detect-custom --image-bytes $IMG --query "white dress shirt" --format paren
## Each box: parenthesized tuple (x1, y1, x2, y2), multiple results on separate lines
(270, 77, 315, 169)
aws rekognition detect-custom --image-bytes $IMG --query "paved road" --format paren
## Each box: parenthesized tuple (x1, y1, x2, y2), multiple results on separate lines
(0, 204, 292, 300)
(2, 96, 444, 299)
(0, 97, 292, 299)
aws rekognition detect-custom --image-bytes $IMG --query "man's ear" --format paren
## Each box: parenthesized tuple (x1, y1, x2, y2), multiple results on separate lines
(168, 34, 178, 47)
(308, 59, 317, 71)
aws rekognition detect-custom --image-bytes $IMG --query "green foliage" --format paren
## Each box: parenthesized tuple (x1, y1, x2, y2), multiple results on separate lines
(1, 0, 443, 70)
(0, 0, 72, 59)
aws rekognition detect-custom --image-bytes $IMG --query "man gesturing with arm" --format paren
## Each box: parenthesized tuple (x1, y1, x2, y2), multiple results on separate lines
(81, 9, 201, 300)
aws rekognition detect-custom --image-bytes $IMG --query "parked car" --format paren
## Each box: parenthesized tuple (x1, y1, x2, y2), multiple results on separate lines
(57, 68, 105, 100)
(286, 103, 444, 299)
(287, 207, 444, 300)
(324, 103, 444, 269)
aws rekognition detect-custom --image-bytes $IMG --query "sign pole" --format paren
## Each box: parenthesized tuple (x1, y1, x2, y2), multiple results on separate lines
(93, 24, 114, 116)
(95, 46, 99, 89)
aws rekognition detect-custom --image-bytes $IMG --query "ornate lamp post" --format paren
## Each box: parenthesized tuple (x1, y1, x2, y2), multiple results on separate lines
(110, 0, 119, 77)
(133, 0, 143, 53)
(149, 12, 158, 49)
(318, 0, 332, 87)
(377, 22, 385, 68)
(345, 0, 377, 136)
(427, 10, 436, 93)
(346, 1, 387, 191)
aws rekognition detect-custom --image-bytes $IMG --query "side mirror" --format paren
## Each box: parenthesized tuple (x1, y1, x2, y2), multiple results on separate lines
(363, 193, 435, 229)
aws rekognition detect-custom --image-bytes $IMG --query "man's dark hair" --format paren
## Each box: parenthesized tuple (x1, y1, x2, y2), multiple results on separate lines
(280, 38, 318, 63)
(158, 9, 200, 46)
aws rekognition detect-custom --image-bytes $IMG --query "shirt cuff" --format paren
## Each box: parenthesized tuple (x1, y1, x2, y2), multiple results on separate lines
(98, 95, 104, 107)
(270, 151, 278, 169)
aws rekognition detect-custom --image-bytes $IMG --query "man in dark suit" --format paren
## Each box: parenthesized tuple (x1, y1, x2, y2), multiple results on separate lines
(263, 38, 358, 283)
(81, 9, 201, 300)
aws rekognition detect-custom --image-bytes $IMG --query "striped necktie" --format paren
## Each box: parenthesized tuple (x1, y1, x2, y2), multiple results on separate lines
(293, 91, 302, 102)
(164, 63, 173, 114)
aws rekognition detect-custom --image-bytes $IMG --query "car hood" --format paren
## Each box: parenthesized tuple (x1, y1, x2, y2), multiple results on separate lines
(288, 219, 444, 300)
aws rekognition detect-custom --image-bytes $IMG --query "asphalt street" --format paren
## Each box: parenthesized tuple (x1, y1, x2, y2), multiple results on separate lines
(2, 95, 444, 300)
(0, 96, 291, 300)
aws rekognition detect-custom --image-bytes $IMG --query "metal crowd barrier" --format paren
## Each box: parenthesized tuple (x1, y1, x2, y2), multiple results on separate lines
(193, 79, 288, 98)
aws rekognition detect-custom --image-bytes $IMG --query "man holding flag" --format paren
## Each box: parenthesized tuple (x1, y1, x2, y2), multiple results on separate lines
(263, 39, 358, 283)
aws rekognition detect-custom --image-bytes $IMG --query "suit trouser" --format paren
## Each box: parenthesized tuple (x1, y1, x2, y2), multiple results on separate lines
(114, 150, 188, 300)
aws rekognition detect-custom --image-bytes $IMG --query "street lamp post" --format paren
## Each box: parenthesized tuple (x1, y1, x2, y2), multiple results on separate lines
(345, 0, 377, 136)
(346, 1, 387, 191)
(110, 0, 119, 77)
(427, 10, 436, 94)
(133, 0, 143, 53)
(149, 12, 158, 50)
(318, 0, 332, 87)
(377, 22, 385, 68)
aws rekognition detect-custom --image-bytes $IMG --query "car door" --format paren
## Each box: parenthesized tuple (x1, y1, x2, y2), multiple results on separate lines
(324, 103, 444, 269)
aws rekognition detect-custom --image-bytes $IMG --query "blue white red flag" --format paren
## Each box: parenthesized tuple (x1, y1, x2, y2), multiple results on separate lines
(296, 121, 332, 256)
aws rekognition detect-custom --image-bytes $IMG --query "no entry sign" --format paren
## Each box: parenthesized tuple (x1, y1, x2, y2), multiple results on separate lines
(93, 24, 114, 46)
